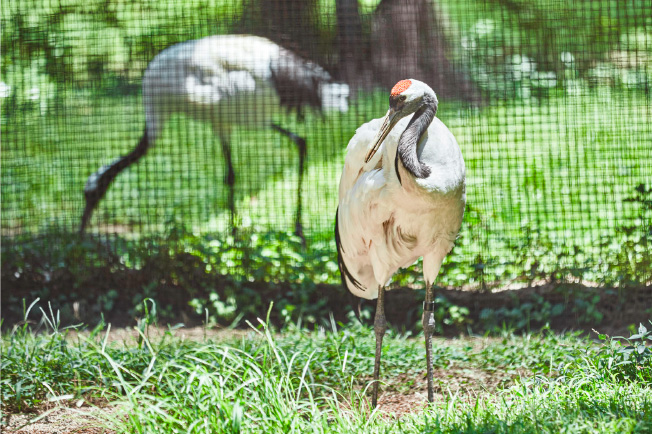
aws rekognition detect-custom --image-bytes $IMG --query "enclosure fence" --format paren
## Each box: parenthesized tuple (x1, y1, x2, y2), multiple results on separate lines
(2, 0, 651, 299)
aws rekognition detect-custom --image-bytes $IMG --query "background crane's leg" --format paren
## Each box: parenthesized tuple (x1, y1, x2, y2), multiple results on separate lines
(423, 283, 437, 402)
(372, 286, 387, 408)
(270, 123, 306, 246)
(80, 131, 150, 233)
(218, 131, 237, 235)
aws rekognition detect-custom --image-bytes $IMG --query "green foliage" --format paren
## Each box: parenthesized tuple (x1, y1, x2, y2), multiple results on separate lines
(609, 184, 652, 285)
(571, 291, 604, 324)
(1, 0, 242, 99)
(594, 323, 652, 385)
(479, 293, 566, 331)
(443, 0, 652, 98)
(2, 180, 649, 329)
(429, 295, 471, 333)
(3, 0, 650, 102)
(0, 226, 349, 328)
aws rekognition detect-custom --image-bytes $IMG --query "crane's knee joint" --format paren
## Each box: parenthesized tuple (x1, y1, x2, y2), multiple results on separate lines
(422, 311, 436, 335)
(374, 323, 387, 341)
(374, 313, 387, 334)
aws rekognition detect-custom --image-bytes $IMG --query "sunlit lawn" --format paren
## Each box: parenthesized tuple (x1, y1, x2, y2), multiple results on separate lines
(2, 301, 651, 433)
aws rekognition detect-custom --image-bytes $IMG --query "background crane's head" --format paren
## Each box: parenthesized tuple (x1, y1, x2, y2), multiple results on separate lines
(364, 79, 438, 163)
(319, 82, 350, 113)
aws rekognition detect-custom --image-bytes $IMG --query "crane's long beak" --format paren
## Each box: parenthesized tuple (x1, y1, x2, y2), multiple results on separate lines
(364, 108, 399, 163)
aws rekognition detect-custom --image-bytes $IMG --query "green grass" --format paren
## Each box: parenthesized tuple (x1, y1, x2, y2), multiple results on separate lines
(2, 303, 651, 433)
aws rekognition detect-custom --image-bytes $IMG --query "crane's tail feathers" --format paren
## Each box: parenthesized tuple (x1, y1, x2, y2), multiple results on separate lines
(335, 207, 365, 294)
(346, 291, 363, 324)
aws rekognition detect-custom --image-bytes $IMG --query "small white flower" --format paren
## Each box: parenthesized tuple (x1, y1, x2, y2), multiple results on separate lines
(0, 82, 11, 98)
(28, 87, 40, 100)
(461, 36, 476, 50)
(561, 52, 575, 65)
(472, 19, 495, 36)
(531, 71, 557, 88)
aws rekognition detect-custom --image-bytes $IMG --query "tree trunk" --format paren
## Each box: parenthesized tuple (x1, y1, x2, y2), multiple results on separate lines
(336, 0, 366, 85)
(371, 0, 478, 101)
(238, 0, 323, 64)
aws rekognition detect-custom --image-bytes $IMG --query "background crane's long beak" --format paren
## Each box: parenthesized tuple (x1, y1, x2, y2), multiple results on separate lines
(364, 109, 399, 163)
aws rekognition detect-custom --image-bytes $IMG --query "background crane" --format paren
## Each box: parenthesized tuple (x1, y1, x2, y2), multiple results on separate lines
(80, 34, 349, 241)
(336, 79, 466, 407)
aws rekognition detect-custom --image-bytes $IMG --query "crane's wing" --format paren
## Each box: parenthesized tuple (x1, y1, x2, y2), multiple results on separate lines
(188, 35, 337, 115)
(336, 117, 395, 299)
(338, 117, 386, 197)
(183, 36, 278, 105)
(335, 206, 365, 294)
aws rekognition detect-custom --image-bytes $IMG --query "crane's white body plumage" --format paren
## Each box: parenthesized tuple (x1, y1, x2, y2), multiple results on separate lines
(143, 35, 279, 137)
(337, 82, 465, 300)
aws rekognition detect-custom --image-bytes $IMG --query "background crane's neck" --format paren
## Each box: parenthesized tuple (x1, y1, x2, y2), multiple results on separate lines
(396, 94, 437, 181)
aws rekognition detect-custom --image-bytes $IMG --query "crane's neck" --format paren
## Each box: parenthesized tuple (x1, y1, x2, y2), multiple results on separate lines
(396, 94, 437, 180)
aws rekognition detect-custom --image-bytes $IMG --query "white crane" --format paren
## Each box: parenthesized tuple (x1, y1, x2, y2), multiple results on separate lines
(335, 79, 466, 407)
(81, 35, 349, 240)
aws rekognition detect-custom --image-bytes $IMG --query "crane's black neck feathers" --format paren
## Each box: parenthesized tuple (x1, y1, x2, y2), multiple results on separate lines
(396, 93, 437, 180)
(394, 153, 403, 185)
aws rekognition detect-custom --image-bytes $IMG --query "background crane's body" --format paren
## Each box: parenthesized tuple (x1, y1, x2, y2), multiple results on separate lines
(81, 35, 349, 236)
(336, 79, 466, 406)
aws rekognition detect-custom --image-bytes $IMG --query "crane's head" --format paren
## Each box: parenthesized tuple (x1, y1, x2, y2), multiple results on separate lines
(364, 79, 438, 163)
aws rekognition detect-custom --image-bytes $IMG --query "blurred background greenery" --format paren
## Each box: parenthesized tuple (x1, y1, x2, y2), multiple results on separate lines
(1, 0, 650, 328)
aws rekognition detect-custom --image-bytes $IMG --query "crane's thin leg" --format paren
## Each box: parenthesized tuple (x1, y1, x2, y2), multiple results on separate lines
(372, 286, 387, 408)
(423, 284, 436, 402)
(80, 131, 150, 233)
(218, 132, 237, 235)
(270, 123, 306, 246)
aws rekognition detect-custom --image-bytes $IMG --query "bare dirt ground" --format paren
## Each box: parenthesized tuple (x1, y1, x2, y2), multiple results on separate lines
(4, 406, 115, 434)
(65, 323, 253, 344)
(372, 365, 523, 416)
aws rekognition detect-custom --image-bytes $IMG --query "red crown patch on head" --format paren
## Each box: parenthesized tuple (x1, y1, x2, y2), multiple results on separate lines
(390, 79, 412, 96)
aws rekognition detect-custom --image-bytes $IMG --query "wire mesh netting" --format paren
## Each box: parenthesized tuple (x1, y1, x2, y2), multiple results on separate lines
(2, 0, 651, 303)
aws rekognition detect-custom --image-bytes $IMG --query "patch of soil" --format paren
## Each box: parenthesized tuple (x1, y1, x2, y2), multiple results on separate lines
(66, 324, 252, 345)
(3, 406, 115, 434)
(367, 364, 525, 416)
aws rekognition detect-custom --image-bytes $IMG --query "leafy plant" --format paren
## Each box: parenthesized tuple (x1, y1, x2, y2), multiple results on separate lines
(594, 322, 652, 384)
(432, 295, 471, 333)
(479, 293, 565, 331)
